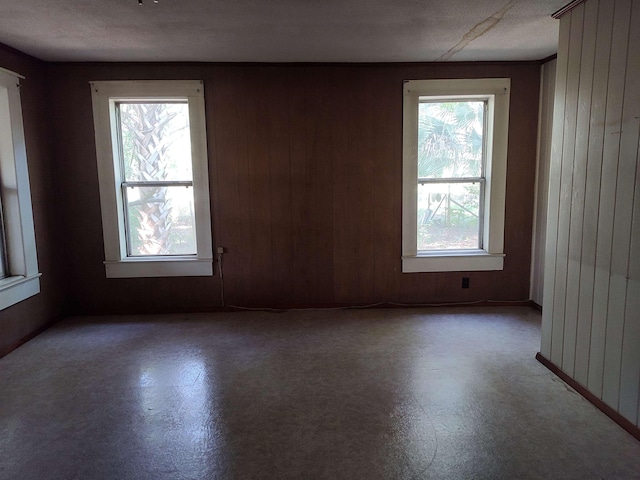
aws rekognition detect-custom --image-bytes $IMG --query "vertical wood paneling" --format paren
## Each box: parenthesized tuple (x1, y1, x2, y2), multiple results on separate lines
(600, 0, 633, 407)
(620, 146, 640, 426)
(373, 70, 401, 302)
(576, 0, 610, 388)
(307, 71, 335, 303)
(210, 72, 244, 304)
(618, 47, 640, 422)
(531, 59, 555, 308)
(589, 0, 628, 397)
(623, 276, 640, 427)
(247, 69, 274, 304)
(342, 76, 364, 302)
(500, 68, 541, 298)
(235, 69, 254, 304)
(563, 2, 592, 376)
(546, 0, 640, 428)
(586, 0, 616, 394)
(553, 5, 584, 368)
(289, 69, 313, 304)
(354, 75, 377, 302)
(612, 0, 640, 418)
(541, 14, 571, 360)
(621, 273, 640, 424)
(267, 70, 295, 302)
(332, 69, 353, 302)
(47, 61, 540, 314)
(570, 0, 598, 384)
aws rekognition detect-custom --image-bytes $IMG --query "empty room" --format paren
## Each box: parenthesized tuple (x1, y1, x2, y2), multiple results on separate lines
(1, 0, 639, 478)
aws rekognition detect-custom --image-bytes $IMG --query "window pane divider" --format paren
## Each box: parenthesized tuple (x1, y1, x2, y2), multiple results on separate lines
(116, 100, 187, 105)
(122, 180, 193, 188)
(419, 97, 489, 104)
(418, 177, 485, 184)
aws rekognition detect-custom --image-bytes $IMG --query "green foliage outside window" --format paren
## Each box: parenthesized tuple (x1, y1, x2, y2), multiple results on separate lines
(417, 101, 484, 250)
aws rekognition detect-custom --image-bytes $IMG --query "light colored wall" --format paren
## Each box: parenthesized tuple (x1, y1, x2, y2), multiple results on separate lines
(540, 0, 640, 427)
(530, 58, 556, 306)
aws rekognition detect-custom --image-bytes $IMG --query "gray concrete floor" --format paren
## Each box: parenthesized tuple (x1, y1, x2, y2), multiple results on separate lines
(1, 307, 639, 479)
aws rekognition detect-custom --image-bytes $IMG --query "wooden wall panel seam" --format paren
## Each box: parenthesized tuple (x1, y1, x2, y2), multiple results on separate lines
(586, 0, 615, 396)
(589, 0, 622, 399)
(530, 68, 545, 303)
(530, 60, 555, 307)
(547, 0, 640, 428)
(578, 0, 603, 389)
(571, 0, 598, 385)
(554, 6, 584, 369)
(616, 0, 640, 421)
(563, 2, 590, 377)
(541, 10, 572, 360)
(601, 0, 633, 409)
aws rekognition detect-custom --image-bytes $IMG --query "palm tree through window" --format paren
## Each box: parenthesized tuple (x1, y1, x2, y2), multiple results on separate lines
(417, 100, 486, 251)
(117, 102, 196, 257)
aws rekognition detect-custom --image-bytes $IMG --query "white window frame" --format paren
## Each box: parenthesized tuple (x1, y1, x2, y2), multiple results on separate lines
(90, 80, 213, 278)
(402, 78, 510, 273)
(0, 67, 41, 309)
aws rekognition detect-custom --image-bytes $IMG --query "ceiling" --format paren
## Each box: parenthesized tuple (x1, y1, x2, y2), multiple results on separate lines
(0, 0, 567, 63)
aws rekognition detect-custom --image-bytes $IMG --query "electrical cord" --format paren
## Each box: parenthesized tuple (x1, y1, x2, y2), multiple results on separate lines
(216, 248, 530, 313)
(225, 298, 531, 313)
(217, 250, 225, 307)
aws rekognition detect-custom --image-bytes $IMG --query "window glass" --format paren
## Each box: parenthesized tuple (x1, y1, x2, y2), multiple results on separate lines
(124, 185, 196, 256)
(417, 101, 484, 179)
(417, 182, 480, 250)
(417, 100, 485, 251)
(118, 102, 192, 182)
(116, 102, 196, 257)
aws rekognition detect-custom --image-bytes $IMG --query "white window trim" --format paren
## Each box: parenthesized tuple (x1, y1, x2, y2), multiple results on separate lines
(90, 80, 213, 278)
(402, 78, 510, 273)
(0, 67, 41, 309)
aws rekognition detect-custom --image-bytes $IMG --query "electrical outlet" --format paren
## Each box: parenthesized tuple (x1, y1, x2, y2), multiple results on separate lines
(216, 246, 225, 254)
(462, 277, 470, 289)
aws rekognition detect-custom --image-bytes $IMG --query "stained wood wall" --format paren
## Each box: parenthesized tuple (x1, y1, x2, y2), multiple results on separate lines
(48, 62, 540, 313)
(531, 58, 556, 306)
(0, 46, 67, 356)
(540, 0, 640, 427)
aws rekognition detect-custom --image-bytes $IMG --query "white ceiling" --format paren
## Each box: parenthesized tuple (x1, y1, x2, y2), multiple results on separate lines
(0, 0, 567, 63)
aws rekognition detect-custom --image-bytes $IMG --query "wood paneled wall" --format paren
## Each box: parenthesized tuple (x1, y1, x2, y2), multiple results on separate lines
(48, 62, 540, 313)
(0, 46, 67, 356)
(540, 0, 640, 427)
(531, 58, 556, 306)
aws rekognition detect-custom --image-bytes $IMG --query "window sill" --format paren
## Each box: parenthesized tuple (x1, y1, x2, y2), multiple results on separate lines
(402, 251, 505, 273)
(0, 274, 41, 310)
(104, 257, 213, 278)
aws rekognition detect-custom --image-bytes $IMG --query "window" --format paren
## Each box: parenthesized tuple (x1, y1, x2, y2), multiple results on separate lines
(402, 78, 510, 272)
(0, 67, 41, 309)
(90, 81, 213, 278)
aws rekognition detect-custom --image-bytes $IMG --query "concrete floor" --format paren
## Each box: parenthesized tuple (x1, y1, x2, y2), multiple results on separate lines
(1, 307, 639, 479)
